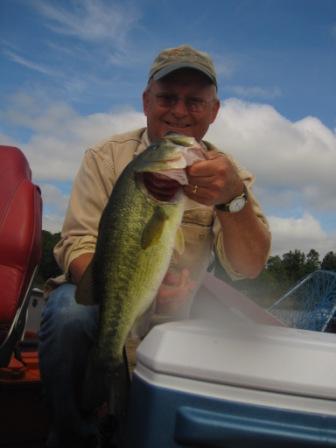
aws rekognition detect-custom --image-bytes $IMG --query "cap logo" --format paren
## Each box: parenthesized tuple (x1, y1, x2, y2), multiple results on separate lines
(166, 48, 185, 57)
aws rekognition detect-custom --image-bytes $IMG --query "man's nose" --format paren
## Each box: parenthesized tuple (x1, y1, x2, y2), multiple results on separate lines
(171, 97, 189, 116)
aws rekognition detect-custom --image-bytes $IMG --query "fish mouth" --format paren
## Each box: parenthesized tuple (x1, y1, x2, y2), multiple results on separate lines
(136, 172, 183, 203)
(147, 151, 188, 170)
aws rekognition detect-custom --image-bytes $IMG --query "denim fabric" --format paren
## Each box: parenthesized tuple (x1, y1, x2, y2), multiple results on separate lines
(38, 283, 100, 447)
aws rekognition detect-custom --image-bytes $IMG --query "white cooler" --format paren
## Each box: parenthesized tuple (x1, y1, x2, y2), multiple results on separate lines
(126, 319, 336, 447)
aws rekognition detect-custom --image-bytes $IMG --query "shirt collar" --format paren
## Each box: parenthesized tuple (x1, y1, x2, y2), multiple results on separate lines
(133, 128, 151, 158)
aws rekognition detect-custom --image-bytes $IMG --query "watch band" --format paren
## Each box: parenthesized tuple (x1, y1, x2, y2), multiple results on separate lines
(215, 184, 248, 212)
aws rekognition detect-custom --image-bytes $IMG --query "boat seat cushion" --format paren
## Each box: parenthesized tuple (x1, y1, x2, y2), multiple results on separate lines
(0, 146, 42, 343)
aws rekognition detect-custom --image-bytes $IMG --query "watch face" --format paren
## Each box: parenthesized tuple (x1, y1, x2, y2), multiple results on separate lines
(229, 197, 246, 213)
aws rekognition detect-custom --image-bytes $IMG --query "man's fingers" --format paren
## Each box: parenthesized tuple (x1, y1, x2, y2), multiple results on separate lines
(187, 152, 226, 176)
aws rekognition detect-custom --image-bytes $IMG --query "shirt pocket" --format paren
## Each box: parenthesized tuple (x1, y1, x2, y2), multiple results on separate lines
(174, 207, 215, 272)
(182, 207, 214, 227)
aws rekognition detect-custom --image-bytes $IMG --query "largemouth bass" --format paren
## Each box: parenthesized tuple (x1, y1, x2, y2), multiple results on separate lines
(76, 133, 205, 440)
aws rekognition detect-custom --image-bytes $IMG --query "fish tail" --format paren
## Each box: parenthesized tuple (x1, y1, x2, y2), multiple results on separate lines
(81, 350, 108, 412)
(108, 351, 131, 447)
(109, 348, 131, 414)
(81, 348, 130, 446)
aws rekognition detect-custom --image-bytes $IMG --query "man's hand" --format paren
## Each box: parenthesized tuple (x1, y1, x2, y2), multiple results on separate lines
(156, 268, 196, 315)
(69, 253, 93, 285)
(183, 150, 271, 279)
(183, 150, 244, 206)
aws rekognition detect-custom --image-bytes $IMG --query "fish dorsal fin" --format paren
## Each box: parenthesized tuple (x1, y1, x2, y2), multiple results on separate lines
(141, 207, 168, 249)
(174, 227, 185, 255)
(75, 260, 97, 305)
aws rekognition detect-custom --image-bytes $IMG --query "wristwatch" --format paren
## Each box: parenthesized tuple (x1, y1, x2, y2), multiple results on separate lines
(215, 184, 248, 213)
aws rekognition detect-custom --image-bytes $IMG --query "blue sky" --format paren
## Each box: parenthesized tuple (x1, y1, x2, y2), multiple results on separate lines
(1, 0, 336, 257)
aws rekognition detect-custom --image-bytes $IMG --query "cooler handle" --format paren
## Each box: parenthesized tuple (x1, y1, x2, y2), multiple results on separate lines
(175, 406, 336, 447)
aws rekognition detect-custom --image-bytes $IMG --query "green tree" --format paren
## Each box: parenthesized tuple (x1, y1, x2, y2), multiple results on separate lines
(35, 230, 62, 286)
(267, 255, 287, 281)
(321, 251, 336, 272)
(204, 248, 326, 309)
(264, 255, 290, 297)
(281, 250, 307, 284)
(304, 249, 320, 274)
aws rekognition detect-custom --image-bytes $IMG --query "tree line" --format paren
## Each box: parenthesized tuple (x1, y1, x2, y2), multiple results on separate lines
(34, 230, 62, 287)
(213, 248, 336, 307)
(36, 231, 336, 308)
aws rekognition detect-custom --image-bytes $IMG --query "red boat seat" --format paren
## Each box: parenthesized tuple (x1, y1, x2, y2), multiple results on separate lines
(0, 145, 42, 367)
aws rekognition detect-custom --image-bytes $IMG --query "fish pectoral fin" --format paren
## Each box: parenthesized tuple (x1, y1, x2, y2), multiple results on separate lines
(174, 227, 185, 255)
(75, 261, 97, 305)
(141, 207, 168, 249)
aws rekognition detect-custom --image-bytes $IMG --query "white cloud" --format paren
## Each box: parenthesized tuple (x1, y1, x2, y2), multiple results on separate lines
(207, 98, 336, 212)
(0, 132, 17, 147)
(268, 214, 336, 258)
(3, 93, 146, 181)
(43, 214, 66, 234)
(212, 54, 236, 78)
(224, 85, 282, 99)
(205, 99, 336, 256)
(3, 49, 60, 77)
(3, 93, 336, 259)
(33, 0, 140, 45)
(40, 184, 69, 215)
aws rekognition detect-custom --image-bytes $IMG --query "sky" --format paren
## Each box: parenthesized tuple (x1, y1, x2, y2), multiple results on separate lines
(1, 0, 336, 259)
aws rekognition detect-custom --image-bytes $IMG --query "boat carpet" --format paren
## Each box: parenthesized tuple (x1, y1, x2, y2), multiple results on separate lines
(0, 347, 49, 448)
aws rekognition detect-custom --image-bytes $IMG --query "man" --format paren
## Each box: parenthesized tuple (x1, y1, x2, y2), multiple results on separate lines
(39, 45, 271, 447)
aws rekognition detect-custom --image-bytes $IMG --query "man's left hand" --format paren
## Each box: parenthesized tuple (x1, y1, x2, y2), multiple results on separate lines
(184, 150, 244, 206)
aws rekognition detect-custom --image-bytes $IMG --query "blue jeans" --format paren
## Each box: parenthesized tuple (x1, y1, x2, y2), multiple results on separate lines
(38, 283, 100, 447)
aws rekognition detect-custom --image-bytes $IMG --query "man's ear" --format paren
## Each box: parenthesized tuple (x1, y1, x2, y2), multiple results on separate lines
(143, 89, 149, 116)
(210, 98, 220, 124)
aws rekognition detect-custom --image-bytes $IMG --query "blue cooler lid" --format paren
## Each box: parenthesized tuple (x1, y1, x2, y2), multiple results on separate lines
(136, 319, 336, 400)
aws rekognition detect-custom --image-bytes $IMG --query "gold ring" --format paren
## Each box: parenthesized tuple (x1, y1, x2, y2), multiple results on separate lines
(192, 184, 198, 194)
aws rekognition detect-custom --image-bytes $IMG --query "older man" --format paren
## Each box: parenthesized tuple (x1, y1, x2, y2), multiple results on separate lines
(39, 45, 271, 447)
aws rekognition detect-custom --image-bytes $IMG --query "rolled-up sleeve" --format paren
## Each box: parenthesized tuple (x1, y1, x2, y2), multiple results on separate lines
(54, 147, 116, 275)
(213, 156, 270, 280)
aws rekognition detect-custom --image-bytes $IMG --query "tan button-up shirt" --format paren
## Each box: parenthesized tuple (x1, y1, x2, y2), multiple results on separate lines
(53, 128, 268, 328)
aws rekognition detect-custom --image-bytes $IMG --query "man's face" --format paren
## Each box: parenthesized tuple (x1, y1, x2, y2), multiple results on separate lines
(143, 69, 220, 142)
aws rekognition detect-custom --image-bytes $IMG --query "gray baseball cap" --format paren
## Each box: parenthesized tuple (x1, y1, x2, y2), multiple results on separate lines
(148, 45, 217, 88)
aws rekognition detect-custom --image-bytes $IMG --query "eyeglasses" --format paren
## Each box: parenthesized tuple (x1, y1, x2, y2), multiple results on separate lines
(150, 92, 216, 113)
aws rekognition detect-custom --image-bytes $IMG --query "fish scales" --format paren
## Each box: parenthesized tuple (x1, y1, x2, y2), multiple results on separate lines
(76, 134, 204, 425)
(90, 136, 193, 369)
